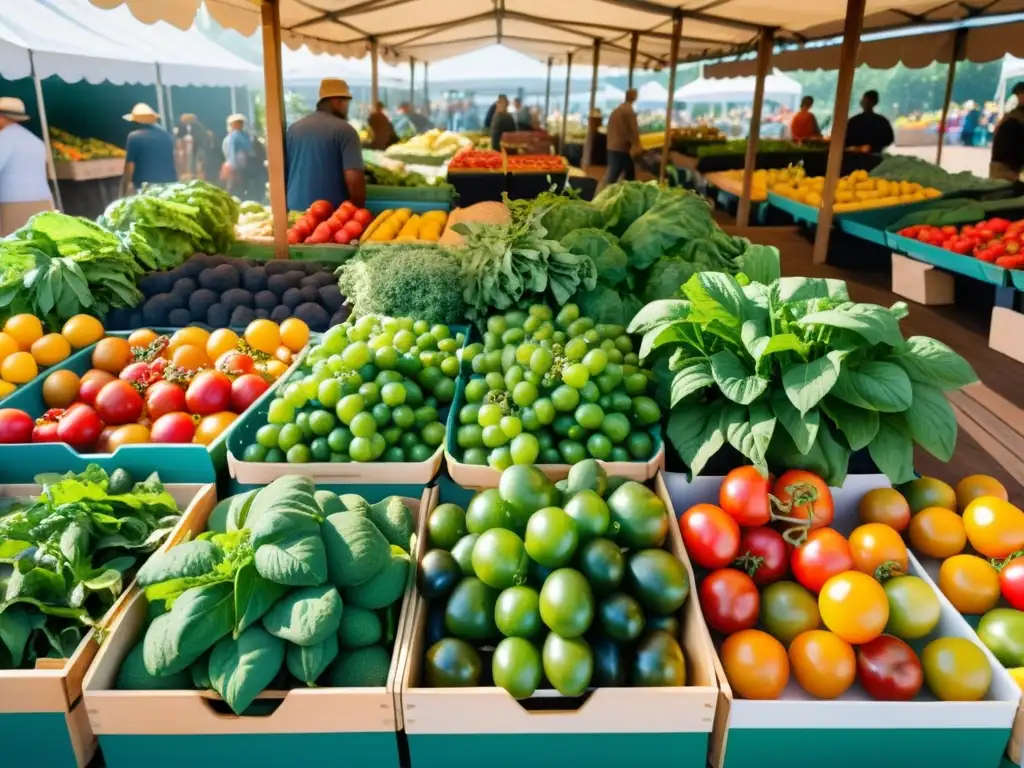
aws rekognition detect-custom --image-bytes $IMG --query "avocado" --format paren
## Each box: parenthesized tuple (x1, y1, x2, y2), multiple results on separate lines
(254, 290, 278, 311)
(242, 266, 268, 293)
(632, 630, 685, 687)
(254, 308, 271, 320)
(207, 303, 229, 328)
(337, 605, 383, 649)
(171, 277, 198, 298)
(267, 273, 291, 296)
(270, 305, 292, 324)
(168, 308, 191, 326)
(419, 549, 461, 601)
(230, 306, 256, 328)
(299, 285, 319, 304)
(294, 303, 330, 332)
(318, 284, 343, 313)
(282, 287, 302, 309)
(424, 638, 481, 687)
(221, 288, 254, 310)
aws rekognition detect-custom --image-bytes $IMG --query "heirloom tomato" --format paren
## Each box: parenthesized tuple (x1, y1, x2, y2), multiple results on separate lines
(856, 635, 923, 701)
(699, 568, 759, 635)
(719, 466, 771, 526)
(678, 504, 740, 569)
(963, 496, 1024, 559)
(791, 528, 853, 594)
(720, 629, 789, 700)
(938, 554, 1000, 614)
(773, 470, 833, 529)
(818, 571, 889, 645)
(857, 487, 911, 532)
(788, 630, 856, 699)
(848, 523, 908, 577)
(759, 581, 821, 647)
(734, 526, 788, 586)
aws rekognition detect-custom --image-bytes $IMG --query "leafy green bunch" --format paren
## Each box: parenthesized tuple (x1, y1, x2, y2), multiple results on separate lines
(630, 273, 977, 486)
(0, 466, 180, 669)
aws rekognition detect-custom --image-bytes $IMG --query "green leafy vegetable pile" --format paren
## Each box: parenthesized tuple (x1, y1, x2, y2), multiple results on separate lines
(365, 161, 449, 191)
(117, 477, 413, 714)
(0, 466, 180, 669)
(871, 155, 1011, 194)
(693, 139, 824, 157)
(629, 273, 977, 486)
(337, 244, 465, 324)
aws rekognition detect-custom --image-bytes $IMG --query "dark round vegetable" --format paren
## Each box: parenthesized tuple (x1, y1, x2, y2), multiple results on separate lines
(282, 288, 302, 309)
(207, 303, 229, 328)
(242, 266, 268, 293)
(189, 288, 219, 319)
(221, 288, 254, 310)
(294, 303, 331, 332)
(171, 277, 198, 298)
(267, 274, 290, 296)
(270, 305, 291, 324)
(253, 309, 271, 319)
(168, 308, 191, 326)
(230, 306, 256, 328)
(283, 270, 306, 288)
(300, 285, 319, 303)
(254, 290, 277, 311)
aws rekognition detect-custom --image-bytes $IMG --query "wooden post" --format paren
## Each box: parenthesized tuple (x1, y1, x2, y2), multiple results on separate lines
(370, 38, 379, 107)
(628, 32, 639, 89)
(544, 57, 553, 124)
(737, 28, 773, 227)
(560, 52, 573, 152)
(583, 39, 601, 169)
(260, 0, 289, 257)
(812, 0, 866, 265)
(936, 28, 965, 166)
(659, 12, 682, 184)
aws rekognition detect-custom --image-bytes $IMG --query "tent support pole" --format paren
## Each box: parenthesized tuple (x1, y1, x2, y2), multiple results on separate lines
(230, 86, 238, 115)
(628, 32, 639, 89)
(812, 0, 865, 265)
(659, 12, 682, 184)
(936, 28, 965, 167)
(370, 39, 380, 107)
(154, 64, 167, 125)
(28, 51, 62, 213)
(424, 62, 430, 116)
(583, 39, 601, 170)
(409, 58, 415, 104)
(560, 52, 573, 153)
(544, 57, 553, 126)
(738, 28, 773, 227)
(165, 85, 175, 127)
(260, 0, 289, 258)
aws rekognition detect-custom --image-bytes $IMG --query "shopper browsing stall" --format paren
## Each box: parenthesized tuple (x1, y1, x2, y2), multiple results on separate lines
(845, 90, 895, 153)
(0, 97, 53, 237)
(489, 95, 517, 152)
(603, 88, 642, 186)
(790, 96, 822, 141)
(367, 101, 398, 149)
(991, 83, 1024, 183)
(285, 78, 365, 211)
(121, 103, 177, 196)
(221, 114, 253, 198)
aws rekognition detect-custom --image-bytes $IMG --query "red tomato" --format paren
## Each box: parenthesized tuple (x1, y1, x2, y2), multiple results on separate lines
(342, 220, 363, 239)
(735, 527, 789, 586)
(231, 374, 270, 412)
(332, 209, 351, 225)
(150, 411, 196, 443)
(31, 418, 61, 443)
(773, 470, 834, 529)
(216, 351, 256, 376)
(78, 369, 116, 407)
(308, 200, 333, 221)
(325, 217, 343, 233)
(287, 229, 302, 245)
(791, 528, 854, 594)
(119, 361, 151, 386)
(333, 229, 352, 245)
(146, 380, 187, 421)
(856, 635, 923, 701)
(56, 404, 103, 451)
(340, 200, 356, 213)
(293, 219, 312, 239)
(720, 466, 772, 526)
(186, 371, 232, 415)
(1000, 557, 1024, 610)
(353, 209, 372, 226)
(0, 408, 33, 443)
(679, 503, 741, 569)
(700, 568, 760, 635)
(94, 380, 144, 425)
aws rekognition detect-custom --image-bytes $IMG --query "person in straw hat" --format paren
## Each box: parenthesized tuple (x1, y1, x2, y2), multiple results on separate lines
(286, 78, 365, 211)
(221, 113, 253, 198)
(0, 97, 53, 237)
(120, 102, 177, 197)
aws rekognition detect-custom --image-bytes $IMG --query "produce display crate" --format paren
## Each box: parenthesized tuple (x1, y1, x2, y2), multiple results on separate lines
(366, 184, 455, 204)
(443, 377, 665, 489)
(382, 152, 453, 167)
(82, 484, 435, 768)
(663, 472, 1021, 768)
(0, 482, 215, 767)
(766, 191, 820, 226)
(54, 158, 125, 181)
(446, 171, 507, 207)
(228, 240, 358, 265)
(397, 473, 720, 768)
(886, 231, 1010, 286)
(506, 170, 568, 201)
(837, 199, 945, 246)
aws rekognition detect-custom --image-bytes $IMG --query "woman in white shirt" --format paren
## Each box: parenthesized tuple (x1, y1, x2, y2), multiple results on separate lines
(0, 97, 53, 237)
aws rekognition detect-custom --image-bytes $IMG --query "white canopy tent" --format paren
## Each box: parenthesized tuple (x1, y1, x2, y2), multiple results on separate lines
(996, 53, 1024, 110)
(422, 45, 594, 97)
(282, 46, 405, 88)
(636, 80, 670, 106)
(674, 71, 802, 110)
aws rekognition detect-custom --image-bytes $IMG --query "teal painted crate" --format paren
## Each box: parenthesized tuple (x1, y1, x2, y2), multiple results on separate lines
(0, 711, 92, 767)
(398, 473, 720, 768)
(228, 240, 358, 265)
(886, 232, 1009, 286)
(837, 199, 943, 246)
(366, 184, 454, 204)
(767, 191, 819, 225)
(663, 473, 1021, 768)
(82, 484, 436, 768)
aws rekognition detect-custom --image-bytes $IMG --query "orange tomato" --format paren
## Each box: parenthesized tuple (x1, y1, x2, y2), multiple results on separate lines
(194, 411, 237, 445)
(956, 475, 1008, 510)
(244, 319, 281, 355)
(30, 333, 71, 366)
(908, 507, 966, 559)
(788, 630, 856, 699)
(42, 369, 81, 408)
(720, 629, 789, 700)
(106, 424, 151, 451)
(128, 328, 160, 349)
(0, 332, 19, 361)
(279, 317, 309, 353)
(963, 496, 1024, 558)
(858, 488, 911, 532)
(938, 554, 1000, 614)
(171, 344, 211, 371)
(206, 328, 239, 362)
(260, 359, 288, 379)
(274, 345, 293, 364)
(848, 523, 908, 577)
(3, 314, 43, 350)
(1, 352, 37, 384)
(61, 314, 104, 349)
(92, 337, 133, 374)
(169, 326, 210, 352)
(818, 571, 889, 645)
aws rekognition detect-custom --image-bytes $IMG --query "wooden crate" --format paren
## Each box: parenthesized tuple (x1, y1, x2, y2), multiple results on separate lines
(892, 253, 955, 305)
(54, 158, 125, 181)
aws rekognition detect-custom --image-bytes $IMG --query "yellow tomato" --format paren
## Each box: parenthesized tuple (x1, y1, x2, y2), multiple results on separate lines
(908, 507, 966, 559)
(245, 319, 281, 355)
(128, 328, 160, 349)
(260, 359, 289, 380)
(848, 523, 908, 576)
(963, 496, 1024, 558)
(274, 345, 293, 364)
(1008, 668, 1024, 691)
(0, 381, 16, 398)
(956, 475, 1008, 510)
(4, 314, 43, 351)
(171, 344, 211, 371)
(30, 333, 71, 366)
(818, 571, 889, 645)
(42, 369, 80, 408)
(938, 554, 1000, 614)
(921, 637, 992, 701)
(107, 424, 151, 451)
(194, 412, 237, 445)
(207, 328, 240, 362)
(169, 326, 211, 352)
(61, 314, 105, 349)
(279, 317, 310, 353)
(788, 630, 856, 700)
(0, 332, 21, 362)
(1, 351, 37, 384)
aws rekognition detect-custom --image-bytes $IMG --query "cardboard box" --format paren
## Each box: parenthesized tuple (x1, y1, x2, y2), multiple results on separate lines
(398, 473, 720, 768)
(0, 482, 215, 767)
(663, 473, 1021, 768)
(891, 252, 955, 306)
(990, 307, 1024, 365)
(82, 486, 433, 768)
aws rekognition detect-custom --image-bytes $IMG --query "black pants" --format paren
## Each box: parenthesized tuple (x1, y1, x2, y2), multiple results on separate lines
(604, 150, 635, 184)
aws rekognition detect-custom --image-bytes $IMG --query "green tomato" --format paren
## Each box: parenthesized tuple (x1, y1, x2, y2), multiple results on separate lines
(381, 382, 407, 407)
(309, 409, 336, 436)
(510, 433, 540, 465)
(559, 440, 586, 465)
(533, 398, 556, 425)
(242, 443, 267, 462)
(317, 379, 343, 408)
(286, 444, 311, 463)
(482, 425, 509, 449)
(582, 348, 608, 375)
(256, 424, 281, 448)
(336, 394, 365, 425)
(350, 412, 378, 439)
(277, 423, 303, 452)
(586, 433, 613, 460)
(562, 363, 590, 390)
(760, 581, 822, 647)
(327, 427, 352, 454)
(422, 422, 446, 448)
(551, 385, 580, 413)
(627, 431, 654, 459)
(488, 446, 514, 470)
(633, 396, 662, 426)
(884, 575, 940, 640)
(500, 416, 523, 439)
(393, 405, 416, 430)
(601, 413, 631, 444)
(575, 403, 605, 431)
(267, 398, 294, 425)
(458, 424, 484, 449)
(478, 403, 503, 427)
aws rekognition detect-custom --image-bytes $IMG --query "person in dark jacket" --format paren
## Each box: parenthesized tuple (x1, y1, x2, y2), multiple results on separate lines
(991, 83, 1024, 182)
(489, 95, 516, 151)
(121, 102, 177, 196)
(845, 90, 894, 153)
(485, 95, 506, 130)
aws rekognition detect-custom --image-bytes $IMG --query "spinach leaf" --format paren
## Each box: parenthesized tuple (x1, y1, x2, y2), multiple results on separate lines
(136, 540, 223, 587)
(233, 562, 288, 637)
(208, 626, 285, 715)
(143, 582, 234, 677)
(287, 634, 339, 687)
(261, 585, 343, 646)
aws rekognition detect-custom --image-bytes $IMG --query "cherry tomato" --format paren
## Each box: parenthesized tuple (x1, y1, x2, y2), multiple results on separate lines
(94, 380, 144, 426)
(230, 374, 270, 412)
(679, 504, 740, 569)
(0, 408, 33, 443)
(939, 554, 1000, 614)
(908, 506, 966, 559)
(774, 470, 833, 529)
(720, 629, 789, 700)
(106, 424, 151, 451)
(194, 412, 237, 446)
(119, 361, 152, 386)
(884, 575, 939, 640)
(150, 412, 197, 444)
(78, 369, 116, 407)
(759, 581, 821, 647)
(788, 630, 856, 699)
(848, 523, 908, 577)
(32, 418, 60, 443)
(901, 477, 956, 514)
(146, 381, 187, 421)
(818, 571, 889, 645)
(963, 496, 1024, 559)
(791, 528, 853, 594)
(719, 466, 771, 527)
(922, 637, 992, 701)
(699, 568, 760, 635)
(856, 635, 923, 701)
(734, 526, 788, 586)
(955, 474, 1008, 509)
(186, 371, 232, 416)
(1000, 557, 1024, 610)
(858, 487, 911, 532)
(56, 404, 103, 451)
(216, 351, 256, 376)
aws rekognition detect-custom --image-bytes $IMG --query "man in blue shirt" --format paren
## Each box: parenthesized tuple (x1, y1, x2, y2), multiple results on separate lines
(0, 97, 53, 237)
(120, 102, 177, 196)
(285, 78, 365, 211)
(221, 113, 253, 198)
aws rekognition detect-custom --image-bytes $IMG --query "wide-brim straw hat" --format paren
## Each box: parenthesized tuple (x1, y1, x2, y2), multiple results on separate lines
(0, 97, 29, 122)
(226, 113, 246, 127)
(123, 102, 160, 124)
(319, 78, 352, 100)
